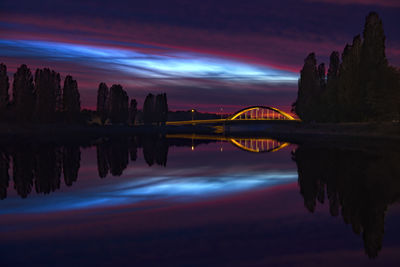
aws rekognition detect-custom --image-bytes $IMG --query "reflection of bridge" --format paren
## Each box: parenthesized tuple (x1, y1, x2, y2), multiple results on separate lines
(167, 134, 289, 153)
(167, 106, 296, 126)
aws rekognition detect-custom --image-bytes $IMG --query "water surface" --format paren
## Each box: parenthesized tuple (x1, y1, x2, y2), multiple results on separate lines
(1, 136, 399, 266)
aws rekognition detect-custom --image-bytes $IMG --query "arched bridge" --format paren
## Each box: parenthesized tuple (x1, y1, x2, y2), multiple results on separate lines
(167, 134, 289, 153)
(229, 106, 295, 121)
(167, 106, 296, 126)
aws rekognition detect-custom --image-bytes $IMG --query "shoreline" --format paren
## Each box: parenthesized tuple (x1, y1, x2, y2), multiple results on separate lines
(1, 121, 399, 147)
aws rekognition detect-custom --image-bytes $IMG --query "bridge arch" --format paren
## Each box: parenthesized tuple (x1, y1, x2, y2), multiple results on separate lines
(229, 106, 295, 121)
(230, 138, 289, 153)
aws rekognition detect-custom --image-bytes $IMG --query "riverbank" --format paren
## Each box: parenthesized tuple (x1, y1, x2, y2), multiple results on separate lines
(1, 121, 399, 146)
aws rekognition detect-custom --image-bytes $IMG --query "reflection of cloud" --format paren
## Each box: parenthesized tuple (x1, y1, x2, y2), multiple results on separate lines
(0, 171, 297, 214)
(0, 39, 298, 84)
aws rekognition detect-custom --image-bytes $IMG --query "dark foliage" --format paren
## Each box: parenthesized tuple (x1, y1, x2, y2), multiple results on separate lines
(129, 99, 138, 125)
(12, 64, 35, 122)
(293, 144, 400, 258)
(0, 150, 9, 200)
(63, 146, 81, 186)
(143, 93, 168, 125)
(63, 75, 81, 122)
(34, 146, 62, 194)
(12, 146, 35, 198)
(109, 84, 129, 124)
(142, 135, 169, 166)
(0, 63, 9, 111)
(143, 93, 155, 125)
(293, 12, 400, 122)
(96, 142, 110, 178)
(96, 82, 109, 125)
(34, 68, 62, 122)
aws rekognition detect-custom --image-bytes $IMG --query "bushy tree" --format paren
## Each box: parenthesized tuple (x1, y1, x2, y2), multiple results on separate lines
(0, 63, 9, 111)
(293, 53, 321, 121)
(293, 12, 400, 122)
(109, 84, 128, 124)
(143, 93, 168, 125)
(63, 146, 80, 186)
(12, 64, 35, 121)
(96, 82, 109, 125)
(129, 99, 137, 125)
(0, 150, 10, 200)
(34, 68, 61, 122)
(143, 93, 155, 124)
(63, 75, 81, 122)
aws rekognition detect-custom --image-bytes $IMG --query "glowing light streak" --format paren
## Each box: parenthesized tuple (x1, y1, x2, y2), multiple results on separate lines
(0, 39, 298, 84)
(0, 172, 298, 214)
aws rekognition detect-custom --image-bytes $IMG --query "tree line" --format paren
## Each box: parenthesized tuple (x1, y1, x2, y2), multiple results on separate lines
(0, 63, 168, 125)
(0, 135, 173, 200)
(96, 83, 168, 125)
(293, 12, 400, 122)
(293, 143, 400, 258)
(0, 64, 81, 123)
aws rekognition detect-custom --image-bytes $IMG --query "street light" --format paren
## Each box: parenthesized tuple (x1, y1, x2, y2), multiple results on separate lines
(220, 107, 223, 119)
(191, 109, 195, 121)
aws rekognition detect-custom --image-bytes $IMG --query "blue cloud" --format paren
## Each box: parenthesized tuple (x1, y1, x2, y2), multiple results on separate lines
(0, 39, 298, 84)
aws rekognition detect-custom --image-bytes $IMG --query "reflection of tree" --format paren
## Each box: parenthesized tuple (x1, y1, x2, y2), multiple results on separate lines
(34, 146, 62, 194)
(0, 150, 10, 200)
(96, 139, 128, 177)
(129, 136, 138, 162)
(108, 138, 129, 176)
(293, 145, 400, 258)
(96, 142, 109, 178)
(12, 146, 35, 198)
(142, 135, 168, 167)
(1, 134, 180, 199)
(63, 146, 81, 186)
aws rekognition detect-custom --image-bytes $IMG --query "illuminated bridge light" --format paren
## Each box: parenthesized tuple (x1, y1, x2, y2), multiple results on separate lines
(228, 106, 295, 121)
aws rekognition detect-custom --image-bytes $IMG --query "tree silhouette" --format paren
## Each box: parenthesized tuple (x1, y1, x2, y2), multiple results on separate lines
(0, 150, 10, 200)
(63, 146, 81, 186)
(317, 63, 326, 90)
(143, 93, 155, 124)
(96, 142, 109, 178)
(142, 135, 169, 166)
(293, 12, 400, 122)
(12, 147, 35, 198)
(63, 75, 81, 122)
(109, 84, 129, 124)
(0, 63, 9, 112)
(293, 145, 400, 258)
(324, 51, 340, 121)
(361, 12, 398, 120)
(96, 82, 109, 125)
(129, 99, 138, 125)
(34, 68, 61, 122)
(12, 64, 35, 122)
(143, 93, 168, 125)
(34, 146, 62, 194)
(293, 53, 322, 121)
(155, 93, 168, 125)
(107, 138, 129, 176)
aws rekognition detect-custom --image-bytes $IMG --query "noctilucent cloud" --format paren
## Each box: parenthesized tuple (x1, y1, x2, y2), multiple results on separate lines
(0, 40, 298, 83)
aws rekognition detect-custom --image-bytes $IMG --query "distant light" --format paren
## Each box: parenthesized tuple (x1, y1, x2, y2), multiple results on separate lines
(191, 145, 195, 151)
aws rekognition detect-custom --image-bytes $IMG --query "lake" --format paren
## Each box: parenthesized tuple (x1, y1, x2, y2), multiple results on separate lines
(1, 135, 400, 266)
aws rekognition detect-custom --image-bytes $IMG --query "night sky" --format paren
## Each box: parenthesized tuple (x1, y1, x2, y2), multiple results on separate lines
(0, 0, 399, 113)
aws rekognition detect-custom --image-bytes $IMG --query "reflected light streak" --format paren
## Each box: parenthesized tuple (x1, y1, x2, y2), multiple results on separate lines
(0, 171, 298, 214)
